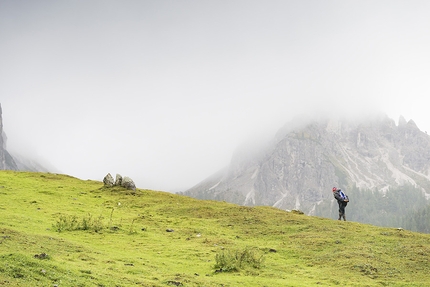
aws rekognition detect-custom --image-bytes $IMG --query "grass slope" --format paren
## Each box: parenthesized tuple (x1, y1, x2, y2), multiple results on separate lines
(0, 171, 429, 287)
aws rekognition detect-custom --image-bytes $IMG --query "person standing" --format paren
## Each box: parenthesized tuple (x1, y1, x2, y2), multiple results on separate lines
(332, 187, 349, 221)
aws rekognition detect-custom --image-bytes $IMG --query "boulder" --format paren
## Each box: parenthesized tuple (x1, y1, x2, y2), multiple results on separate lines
(103, 173, 115, 187)
(115, 174, 122, 186)
(121, 176, 136, 191)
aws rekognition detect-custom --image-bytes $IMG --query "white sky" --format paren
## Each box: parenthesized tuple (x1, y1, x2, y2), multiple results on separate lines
(1, 0, 430, 192)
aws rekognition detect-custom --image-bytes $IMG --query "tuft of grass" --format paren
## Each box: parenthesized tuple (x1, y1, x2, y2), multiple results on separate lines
(214, 246, 265, 272)
(53, 214, 104, 232)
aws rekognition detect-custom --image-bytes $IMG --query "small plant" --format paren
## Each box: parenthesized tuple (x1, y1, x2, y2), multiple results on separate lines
(91, 214, 104, 232)
(108, 207, 115, 229)
(129, 218, 137, 234)
(214, 246, 265, 272)
(81, 214, 92, 230)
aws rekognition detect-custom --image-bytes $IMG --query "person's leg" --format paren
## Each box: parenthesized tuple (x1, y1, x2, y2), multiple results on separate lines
(338, 202, 343, 220)
(341, 203, 346, 221)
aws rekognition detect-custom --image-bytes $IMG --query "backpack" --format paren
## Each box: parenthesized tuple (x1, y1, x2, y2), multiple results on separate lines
(339, 190, 349, 202)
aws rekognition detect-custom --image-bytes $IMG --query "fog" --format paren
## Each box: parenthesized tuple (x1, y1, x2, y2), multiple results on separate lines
(1, 1, 430, 192)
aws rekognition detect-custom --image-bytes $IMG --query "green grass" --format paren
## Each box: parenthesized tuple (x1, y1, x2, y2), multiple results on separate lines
(0, 170, 429, 286)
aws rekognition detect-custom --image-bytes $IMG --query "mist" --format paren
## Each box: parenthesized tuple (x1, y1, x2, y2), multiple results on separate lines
(1, 1, 430, 192)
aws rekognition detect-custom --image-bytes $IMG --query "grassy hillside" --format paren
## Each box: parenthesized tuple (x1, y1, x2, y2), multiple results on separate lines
(0, 171, 429, 287)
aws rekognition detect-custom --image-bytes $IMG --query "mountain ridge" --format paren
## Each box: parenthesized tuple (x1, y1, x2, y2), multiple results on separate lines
(183, 113, 430, 215)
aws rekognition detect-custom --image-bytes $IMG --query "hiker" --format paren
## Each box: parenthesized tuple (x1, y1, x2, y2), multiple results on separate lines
(332, 187, 349, 221)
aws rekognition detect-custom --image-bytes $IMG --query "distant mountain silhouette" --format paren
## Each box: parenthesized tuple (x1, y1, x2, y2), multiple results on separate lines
(0, 103, 51, 172)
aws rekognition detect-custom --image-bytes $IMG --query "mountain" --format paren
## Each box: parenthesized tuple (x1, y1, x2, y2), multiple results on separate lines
(0, 103, 51, 172)
(183, 114, 430, 216)
(0, 104, 19, 170)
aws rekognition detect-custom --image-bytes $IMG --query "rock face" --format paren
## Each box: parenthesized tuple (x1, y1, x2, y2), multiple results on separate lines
(0, 103, 51, 172)
(0, 104, 18, 170)
(183, 114, 430, 215)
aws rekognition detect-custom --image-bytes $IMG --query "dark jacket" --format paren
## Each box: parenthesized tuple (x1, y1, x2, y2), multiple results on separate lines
(333, 189, 349, 204)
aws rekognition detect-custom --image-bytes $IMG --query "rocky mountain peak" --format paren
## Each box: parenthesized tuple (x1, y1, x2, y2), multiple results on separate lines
(398, 115, 407, 127)
(183, 114, 430, 215)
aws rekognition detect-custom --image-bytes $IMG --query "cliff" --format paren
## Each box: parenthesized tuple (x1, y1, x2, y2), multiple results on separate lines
(0, 104, 18, 170)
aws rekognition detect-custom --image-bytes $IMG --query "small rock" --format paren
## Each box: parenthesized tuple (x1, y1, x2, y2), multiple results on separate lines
(34, 253, 49, 259)
(291, 209, 304, 214)
(166, 229, 174, 232)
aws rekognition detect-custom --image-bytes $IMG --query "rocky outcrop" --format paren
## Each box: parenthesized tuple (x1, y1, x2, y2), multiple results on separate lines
(183, 114, 430, 215)
(103, 173, 136, 191)
(0, 104, 18, 170)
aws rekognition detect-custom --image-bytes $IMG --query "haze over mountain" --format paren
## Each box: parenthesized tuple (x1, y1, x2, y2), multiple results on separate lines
(183, 113, 430, 216)
(0, 104, 51, 172)
(2, 1, 430, 191)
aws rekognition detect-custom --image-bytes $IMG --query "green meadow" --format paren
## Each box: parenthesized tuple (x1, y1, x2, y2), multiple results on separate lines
(0, 171, 429, 286)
